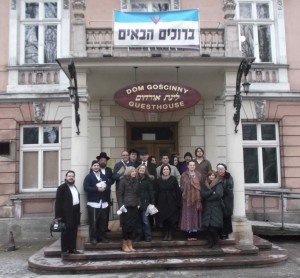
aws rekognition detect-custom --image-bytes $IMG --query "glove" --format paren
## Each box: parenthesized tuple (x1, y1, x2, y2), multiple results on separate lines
(117, 205, 127, 215)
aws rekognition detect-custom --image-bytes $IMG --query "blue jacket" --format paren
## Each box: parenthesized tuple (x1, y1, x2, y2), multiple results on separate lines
(83, 172, 110, 203)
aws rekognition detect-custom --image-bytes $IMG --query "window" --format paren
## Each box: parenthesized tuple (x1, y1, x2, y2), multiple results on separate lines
(21, 0, 61, 64)
(242, 123, 280, 187)
(20, 125, 60, 191)
(130, 1, 170, 12)
(237, 1, 275, 62)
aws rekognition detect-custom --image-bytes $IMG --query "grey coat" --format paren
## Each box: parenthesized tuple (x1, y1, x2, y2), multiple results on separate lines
(201, 179, 224, 229)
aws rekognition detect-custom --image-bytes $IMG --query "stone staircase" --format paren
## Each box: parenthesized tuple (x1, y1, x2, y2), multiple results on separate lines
(28, 227, 288, 274)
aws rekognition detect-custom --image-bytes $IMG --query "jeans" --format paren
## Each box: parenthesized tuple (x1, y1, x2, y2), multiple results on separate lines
(141, 210, 152, 240)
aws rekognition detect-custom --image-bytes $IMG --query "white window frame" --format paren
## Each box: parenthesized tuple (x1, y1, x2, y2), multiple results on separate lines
(242, 122, 281, 188)
(236, 0, 276, 63)
(122, 0, 180, 11)
(20, 125, 61, 192)
(19, 0, 62, 64)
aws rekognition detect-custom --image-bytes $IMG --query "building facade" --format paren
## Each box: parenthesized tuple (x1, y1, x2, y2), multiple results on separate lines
(0, 0, 299, 242)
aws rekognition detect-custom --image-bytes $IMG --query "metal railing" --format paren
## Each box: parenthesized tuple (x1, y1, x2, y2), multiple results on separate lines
(245, 189, 300, 229)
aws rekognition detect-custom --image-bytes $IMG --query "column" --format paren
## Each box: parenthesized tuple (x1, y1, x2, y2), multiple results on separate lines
(224, 96, 254, 245)
(203, 100, 217, 168)
(223, 69, 254, 246)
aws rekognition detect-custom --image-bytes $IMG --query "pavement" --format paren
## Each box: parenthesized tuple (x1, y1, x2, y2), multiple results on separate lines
(0, 236, 300, 278)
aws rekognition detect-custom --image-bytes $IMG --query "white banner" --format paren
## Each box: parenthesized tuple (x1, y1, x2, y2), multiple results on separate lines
(114, 10, 200, 49)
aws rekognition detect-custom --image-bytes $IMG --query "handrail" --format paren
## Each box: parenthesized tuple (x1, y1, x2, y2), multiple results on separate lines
(245, 189, 300, 229)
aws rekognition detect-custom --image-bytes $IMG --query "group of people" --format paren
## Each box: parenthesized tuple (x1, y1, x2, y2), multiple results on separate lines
(114, 147, 234, 252)
(54, 147, 234, 255)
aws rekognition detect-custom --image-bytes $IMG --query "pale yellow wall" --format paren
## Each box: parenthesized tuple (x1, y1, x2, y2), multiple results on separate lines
(284, 0, 300, 91)
(0, 0, 9, 92)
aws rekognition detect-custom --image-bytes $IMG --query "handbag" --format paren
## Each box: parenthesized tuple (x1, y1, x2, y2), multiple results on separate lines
(50, 219, 66, 237)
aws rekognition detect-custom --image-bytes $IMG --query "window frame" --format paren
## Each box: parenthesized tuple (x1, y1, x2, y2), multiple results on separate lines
(20, 125, 61, 192)
(236, 0, 276, 63)
(19, 0, 62, 65)
(126, 0, 172, 12)
(242, 122, 281, 188)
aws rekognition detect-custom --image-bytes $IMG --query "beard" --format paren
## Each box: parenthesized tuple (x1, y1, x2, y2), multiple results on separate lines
(66, 180, 75, 186)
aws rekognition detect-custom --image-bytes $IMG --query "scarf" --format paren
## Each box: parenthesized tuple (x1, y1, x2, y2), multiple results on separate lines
(182, 171, 202, 211)
(205, 175, 221, 190)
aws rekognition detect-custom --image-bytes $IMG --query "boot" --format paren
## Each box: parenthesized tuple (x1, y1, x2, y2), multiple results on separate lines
(204, 233, 214, 248)
(127, 240, 136, 252)
(122, 239, 130, 252)
(167, 228, 172, 241)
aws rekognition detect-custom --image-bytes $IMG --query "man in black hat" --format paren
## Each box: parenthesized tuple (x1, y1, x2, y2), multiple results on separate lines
(96, 152, 114, 232)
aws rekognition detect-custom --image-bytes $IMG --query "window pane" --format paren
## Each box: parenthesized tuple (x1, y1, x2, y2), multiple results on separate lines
(131, 3, 148, 11)
(26, 3, 39, 18)
(43, 151, 58, 187)
(240, 24, 254, 58)
(243, 148, 259, 183)
(261, 124, 276, 140)
(45, 2, 57, 18)
(258, 25, 272, 62)
(242, 124, 257, 140)
(25, 25, 39, 64)
(239, 3, 252, 19)
(23, 127, 39, 144)
(43, 127, 59, 143)
(263, 148, 278, 183)
(153, 3, 170, 11)
(44, 25, 57, 63)
(23, 152, 39, 189)
(257, 3, 269, 19)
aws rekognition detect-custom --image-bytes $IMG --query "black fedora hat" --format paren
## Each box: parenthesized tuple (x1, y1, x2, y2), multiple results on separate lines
(96, 152, 110, 160)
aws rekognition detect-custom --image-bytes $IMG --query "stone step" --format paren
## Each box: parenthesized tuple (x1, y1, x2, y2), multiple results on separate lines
(62, 244, 259, 262)
(28, 244, 288, 274)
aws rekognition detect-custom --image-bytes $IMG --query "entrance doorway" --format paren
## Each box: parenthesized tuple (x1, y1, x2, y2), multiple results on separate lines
(127, 122, 178, 163)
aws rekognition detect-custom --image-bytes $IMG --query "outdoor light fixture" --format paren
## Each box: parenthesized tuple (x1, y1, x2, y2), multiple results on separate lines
(233, 57, 255, 133)
(68, 59, 80, 135)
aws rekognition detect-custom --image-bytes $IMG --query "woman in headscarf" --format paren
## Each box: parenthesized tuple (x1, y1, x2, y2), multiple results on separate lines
(217, 163, 234, 239)
(117, 166, 139, 252)
(155, 164, 182, 241)
(179, 160, 202, 240)
(202, 170, 224, 248)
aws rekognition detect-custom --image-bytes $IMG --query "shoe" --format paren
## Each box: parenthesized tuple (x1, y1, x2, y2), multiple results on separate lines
(145, 238, 152, 242)
(122, 239, 130, 252)
(99, 238, 110, 243)
(61, 251, 69, 256)
(106, 229, 111, 232)
(69, 249, 82, 254)
(162, 233, 168, 241)
(91, 238, 97, 245)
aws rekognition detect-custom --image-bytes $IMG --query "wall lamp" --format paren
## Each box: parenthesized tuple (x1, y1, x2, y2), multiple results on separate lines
(68, 59, 80, 135)
(233, 57, 255, 133)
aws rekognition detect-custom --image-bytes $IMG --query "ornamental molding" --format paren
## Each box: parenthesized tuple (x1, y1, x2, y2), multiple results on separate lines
(33, 102, 46, 123)
(254, 100, 266, 121)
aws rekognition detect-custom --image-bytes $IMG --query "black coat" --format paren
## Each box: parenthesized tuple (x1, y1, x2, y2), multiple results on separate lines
(222, 172, 234, 217)
(138, 175, 155, 211)
(117, 176, 139, 208)
(155, 176, 181, 226)
(55, 182, 80, 228)
(201, 180, 224, 229)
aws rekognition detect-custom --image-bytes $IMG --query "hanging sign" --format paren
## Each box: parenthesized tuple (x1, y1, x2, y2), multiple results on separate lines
(114, 82, 201, 113)
(114, 9, 200, 49)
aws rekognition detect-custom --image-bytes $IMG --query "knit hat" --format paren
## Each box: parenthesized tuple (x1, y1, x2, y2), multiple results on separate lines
(184, 152, 193, 158)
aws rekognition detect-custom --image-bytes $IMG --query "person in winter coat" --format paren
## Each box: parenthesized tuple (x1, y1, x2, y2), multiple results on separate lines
(217, 163, 234, 239)
(55, 170, 81, 255)
(84, 160, 111, 244)
(179, 160, 202, 240)
(136, 164, 155, 242)
(155, 164, 182, 241)
(117, 166, 140, 252)
(201, 170, 224, 248)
